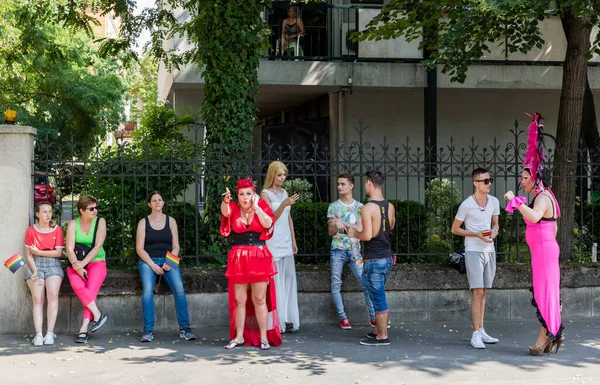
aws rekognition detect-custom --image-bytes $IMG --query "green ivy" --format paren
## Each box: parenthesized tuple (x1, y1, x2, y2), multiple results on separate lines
(182, 0, 272, 257)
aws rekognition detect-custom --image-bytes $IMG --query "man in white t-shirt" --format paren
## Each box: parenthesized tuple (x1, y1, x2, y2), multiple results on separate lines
(451, 168, 500, 349)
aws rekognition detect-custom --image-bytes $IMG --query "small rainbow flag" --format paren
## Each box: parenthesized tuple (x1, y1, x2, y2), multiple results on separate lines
(4, 253, 25, 273)
(165, 251, 180, 268)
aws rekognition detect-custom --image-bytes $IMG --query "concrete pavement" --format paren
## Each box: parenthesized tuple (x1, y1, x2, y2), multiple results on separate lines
(1, 319, 598, 385)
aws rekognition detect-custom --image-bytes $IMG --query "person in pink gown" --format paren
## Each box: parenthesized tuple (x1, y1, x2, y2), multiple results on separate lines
(504, 112, 564, 355)
(220, 178, 282, 350)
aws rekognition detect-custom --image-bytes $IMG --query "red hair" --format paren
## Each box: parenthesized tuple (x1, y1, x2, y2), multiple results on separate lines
(236, 178, 255, 192)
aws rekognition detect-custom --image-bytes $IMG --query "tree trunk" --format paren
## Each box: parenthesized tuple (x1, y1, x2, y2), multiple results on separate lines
(582, 78, 600, 191)
(554, 14, 591, 260)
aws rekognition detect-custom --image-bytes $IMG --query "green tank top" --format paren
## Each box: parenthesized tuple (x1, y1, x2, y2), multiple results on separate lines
(75, 217, 106, 262)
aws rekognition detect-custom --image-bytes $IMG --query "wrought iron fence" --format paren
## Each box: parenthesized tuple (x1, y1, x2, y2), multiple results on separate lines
(32, 122, 600, 267)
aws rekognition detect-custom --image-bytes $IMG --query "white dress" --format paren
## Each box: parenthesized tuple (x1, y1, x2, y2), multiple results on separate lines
(262, 189, 300, 332)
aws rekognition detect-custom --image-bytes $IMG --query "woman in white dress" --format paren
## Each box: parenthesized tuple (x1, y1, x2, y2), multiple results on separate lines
(261, 161, 300, 333)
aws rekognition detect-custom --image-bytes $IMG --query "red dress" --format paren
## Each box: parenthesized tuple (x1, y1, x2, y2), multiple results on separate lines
(220, 199, 282, 347)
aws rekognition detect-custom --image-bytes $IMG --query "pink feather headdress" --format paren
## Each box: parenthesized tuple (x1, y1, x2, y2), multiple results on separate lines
(523, 112, 546, 182)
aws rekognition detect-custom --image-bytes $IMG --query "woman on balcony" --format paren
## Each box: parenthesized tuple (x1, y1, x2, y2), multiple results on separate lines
(221, 179, 282, 350)
(504, 113, 564, 356)
(24, 202, 65, 346)
(261, 161, 300, 334)
(65, 195, 108, 344)
(282, 7, 304, 56)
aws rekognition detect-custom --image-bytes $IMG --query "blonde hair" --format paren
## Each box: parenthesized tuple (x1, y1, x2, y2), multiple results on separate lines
(263, 161, 288, 190)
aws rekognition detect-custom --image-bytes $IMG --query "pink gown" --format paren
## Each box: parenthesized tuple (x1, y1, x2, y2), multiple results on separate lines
(523, 191, 564, 340)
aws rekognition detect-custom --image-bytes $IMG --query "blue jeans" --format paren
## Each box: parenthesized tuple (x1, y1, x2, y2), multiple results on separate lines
(138, 258, 191, 331)
(362, 257, 394, 313)
(331, 249, 375, 321)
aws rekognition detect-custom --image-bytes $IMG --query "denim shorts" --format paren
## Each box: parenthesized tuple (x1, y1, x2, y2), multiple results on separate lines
(362, 257, 394, 313)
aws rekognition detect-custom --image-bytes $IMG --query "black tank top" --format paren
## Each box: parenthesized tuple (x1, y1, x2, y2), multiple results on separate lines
(144, 216, 173, 258)
(529, 193, 557, 223)
(363, 200, 393, 260)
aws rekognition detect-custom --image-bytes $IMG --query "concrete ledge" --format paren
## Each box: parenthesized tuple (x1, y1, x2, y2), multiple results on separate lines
(58, 262, 600, 295)
(21, 263, 600, 334)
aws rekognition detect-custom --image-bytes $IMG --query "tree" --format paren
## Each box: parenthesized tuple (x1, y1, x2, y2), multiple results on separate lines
(1, 0, 126, 152)
(103, 0, 272, 255)
(356, 1, 600, 259)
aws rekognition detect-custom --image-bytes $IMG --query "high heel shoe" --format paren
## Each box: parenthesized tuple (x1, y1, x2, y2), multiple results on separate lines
(528, 337, 552, 356)
(554, 333, 565, 354)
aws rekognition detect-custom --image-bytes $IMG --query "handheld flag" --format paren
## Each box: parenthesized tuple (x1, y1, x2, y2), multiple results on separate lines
(4, 253, 25, 273)
(165, 251, 180, 268)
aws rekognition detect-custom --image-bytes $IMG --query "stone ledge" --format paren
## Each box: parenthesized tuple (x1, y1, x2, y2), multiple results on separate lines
(59, 262, 600, 296)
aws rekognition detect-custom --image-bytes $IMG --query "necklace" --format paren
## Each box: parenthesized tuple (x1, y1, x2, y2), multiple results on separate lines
(472, 194, 488, 212)
(240, 207, 254, 226)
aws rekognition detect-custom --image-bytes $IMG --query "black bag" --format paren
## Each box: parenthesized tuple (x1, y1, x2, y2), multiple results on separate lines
(449, 249, 466, 274)
(73, 217, 100, 263)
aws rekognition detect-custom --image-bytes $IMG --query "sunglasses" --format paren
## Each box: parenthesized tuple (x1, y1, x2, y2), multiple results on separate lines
(474, 178, 494, 185)
(86, 206, 98, 211)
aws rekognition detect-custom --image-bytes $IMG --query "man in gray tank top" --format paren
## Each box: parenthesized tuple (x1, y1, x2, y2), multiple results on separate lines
(348, 171, 396, 346)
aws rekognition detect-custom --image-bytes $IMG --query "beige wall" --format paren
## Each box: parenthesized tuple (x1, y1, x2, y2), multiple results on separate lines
(0, 125, 36, 334)
(336, 88, 600, 201)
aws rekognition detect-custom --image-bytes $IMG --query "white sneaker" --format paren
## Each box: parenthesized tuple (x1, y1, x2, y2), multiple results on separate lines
(43, 333, 56, 345)
(32, 333, 44, 347)
(470, 331, 486, 349)
(479, 328, 499, 344)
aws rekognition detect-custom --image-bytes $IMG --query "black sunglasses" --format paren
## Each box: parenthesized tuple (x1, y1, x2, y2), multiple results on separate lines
(86, 206, 98, 211)
(474, 178, 494, 185)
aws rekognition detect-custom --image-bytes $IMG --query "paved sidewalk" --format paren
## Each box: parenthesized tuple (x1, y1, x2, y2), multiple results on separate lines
(1, 320, 598, 385)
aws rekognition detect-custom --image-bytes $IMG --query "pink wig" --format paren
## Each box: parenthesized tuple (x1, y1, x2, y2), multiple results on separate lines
(523, 112, 546, 182)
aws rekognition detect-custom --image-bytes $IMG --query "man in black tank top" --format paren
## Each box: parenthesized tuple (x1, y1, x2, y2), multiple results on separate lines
(348, 171, 395, 346)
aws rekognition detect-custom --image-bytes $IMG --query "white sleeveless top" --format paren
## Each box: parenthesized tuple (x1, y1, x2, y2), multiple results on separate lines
(262, 189, 293, 261)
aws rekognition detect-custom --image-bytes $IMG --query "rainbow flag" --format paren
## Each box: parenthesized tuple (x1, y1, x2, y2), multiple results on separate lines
(165, 251, 180, 268)
(4, 253, 25, 273)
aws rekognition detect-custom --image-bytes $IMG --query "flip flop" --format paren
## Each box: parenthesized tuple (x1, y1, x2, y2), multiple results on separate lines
(224, 339, 244, 349)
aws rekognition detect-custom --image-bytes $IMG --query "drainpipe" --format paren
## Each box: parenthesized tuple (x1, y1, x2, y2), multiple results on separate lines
(423, 25, 438, 183)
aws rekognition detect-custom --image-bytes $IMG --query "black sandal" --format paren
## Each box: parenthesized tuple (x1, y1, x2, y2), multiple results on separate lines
(75, 332, 88, 344)
(260, 339, 271, 350)
(224, 339, 244, 349)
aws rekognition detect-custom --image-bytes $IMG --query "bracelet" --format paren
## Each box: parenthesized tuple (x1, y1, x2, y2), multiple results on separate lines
(492, 228, 499, 235)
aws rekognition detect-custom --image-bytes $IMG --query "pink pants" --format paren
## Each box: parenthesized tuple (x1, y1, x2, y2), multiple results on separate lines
(67, 261, 107, 321)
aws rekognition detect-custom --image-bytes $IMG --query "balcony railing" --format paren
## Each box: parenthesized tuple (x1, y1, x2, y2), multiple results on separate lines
(263, 3, 422, 62)
(262, 3, 600, 64)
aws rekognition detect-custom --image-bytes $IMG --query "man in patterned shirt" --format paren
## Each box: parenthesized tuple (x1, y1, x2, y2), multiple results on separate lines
(327, 173, 375, 329)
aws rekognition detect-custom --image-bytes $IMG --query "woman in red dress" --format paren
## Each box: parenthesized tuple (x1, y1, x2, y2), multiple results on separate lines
(220, 178, 282, 350)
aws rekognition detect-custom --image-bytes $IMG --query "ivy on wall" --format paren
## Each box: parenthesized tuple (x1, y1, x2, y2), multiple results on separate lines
(183, 0, 272, 255)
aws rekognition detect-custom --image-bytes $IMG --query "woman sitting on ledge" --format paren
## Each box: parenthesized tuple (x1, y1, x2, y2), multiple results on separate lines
(136, 191, 195, 343)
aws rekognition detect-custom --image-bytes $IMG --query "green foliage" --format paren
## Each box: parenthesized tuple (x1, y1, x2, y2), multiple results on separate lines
(291, 202, 331, 264)
(574, 200, 600, 261)
(391, 200, 430, 261)
(283, 178, 314, 203)
(424, 178, 462, 251)
(354, 1, 600, 83)
(77, 135, 197, 265)
(181, 0, 272, 257)
(135, 103, 195, 142)
(291, 199, 429, 264)
(125, 54, 159, 124)
(1, 0, 126, 153)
